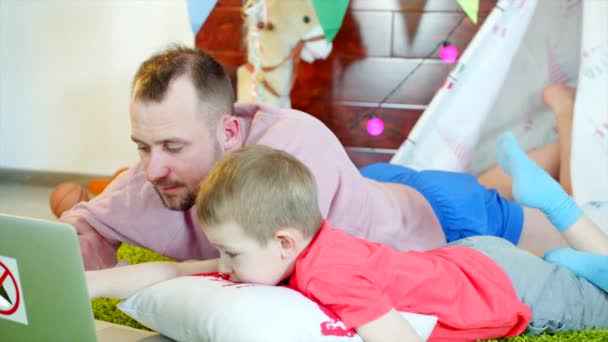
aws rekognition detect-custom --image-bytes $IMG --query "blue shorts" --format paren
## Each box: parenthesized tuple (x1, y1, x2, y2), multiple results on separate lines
(360, 162, 524, 244)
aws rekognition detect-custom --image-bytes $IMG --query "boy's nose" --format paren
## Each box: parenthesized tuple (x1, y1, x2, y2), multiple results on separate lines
(218, 258, 231, 274)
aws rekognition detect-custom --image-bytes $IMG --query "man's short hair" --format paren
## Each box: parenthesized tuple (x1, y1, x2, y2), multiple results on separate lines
(132, 44, 234, 121)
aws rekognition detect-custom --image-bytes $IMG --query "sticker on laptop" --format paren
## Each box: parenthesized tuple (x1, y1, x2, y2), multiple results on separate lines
(0, 256, 28, 325)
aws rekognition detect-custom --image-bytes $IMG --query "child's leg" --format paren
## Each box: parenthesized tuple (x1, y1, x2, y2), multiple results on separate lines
(543, 247, 608, 292)
(542, 84, 576, 195)
(451, 236, 608, 334)
(478, 83, 576, 199)
(496, 132, 608, 250)
(478, 143, 560, 200)
(497, 131, 608, 291)
(517, 207, 568, 254)
(495, 131, 581, 232)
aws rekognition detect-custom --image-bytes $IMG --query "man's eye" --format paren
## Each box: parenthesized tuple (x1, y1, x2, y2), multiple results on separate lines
(225, 251, 238, 258)
(165, 144, 183, 153)
(137, 144, 149, 152)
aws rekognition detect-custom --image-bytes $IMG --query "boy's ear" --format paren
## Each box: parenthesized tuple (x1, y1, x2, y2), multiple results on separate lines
(274, 228, 301, 259)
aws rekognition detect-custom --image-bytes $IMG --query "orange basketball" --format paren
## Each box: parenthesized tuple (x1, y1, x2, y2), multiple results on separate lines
(49, 182, 89, 218)
(87, 167, 129, 196)
(87, 178, 111, 196)
(111, 167, 129, 180)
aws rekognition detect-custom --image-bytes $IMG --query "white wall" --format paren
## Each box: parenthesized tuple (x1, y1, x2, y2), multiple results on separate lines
(0, 0, 194, 175)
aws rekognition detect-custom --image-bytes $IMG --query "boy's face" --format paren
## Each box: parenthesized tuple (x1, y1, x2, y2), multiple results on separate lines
(204, 222, 294, 285)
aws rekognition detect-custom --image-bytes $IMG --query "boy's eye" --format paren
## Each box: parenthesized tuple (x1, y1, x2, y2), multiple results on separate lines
(225, 251, 238, 258)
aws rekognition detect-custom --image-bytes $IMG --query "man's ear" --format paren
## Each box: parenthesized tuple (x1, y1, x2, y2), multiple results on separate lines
(216, 115, 242, 152)
(274, 229, 301, 260)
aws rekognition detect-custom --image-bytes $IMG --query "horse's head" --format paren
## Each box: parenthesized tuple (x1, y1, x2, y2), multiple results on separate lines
(239, 0, 334, 107)
(245, 0, 332, 64)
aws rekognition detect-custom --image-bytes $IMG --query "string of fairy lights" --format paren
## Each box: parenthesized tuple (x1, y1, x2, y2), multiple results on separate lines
(365, 14, 467, 137)
(240, 1, 469, 137)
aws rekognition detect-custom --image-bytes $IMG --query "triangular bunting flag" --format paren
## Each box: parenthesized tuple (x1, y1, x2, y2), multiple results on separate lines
(456, 0, 479, 24)
(310, 0, 350, 42)
(187, 0, 218, 35)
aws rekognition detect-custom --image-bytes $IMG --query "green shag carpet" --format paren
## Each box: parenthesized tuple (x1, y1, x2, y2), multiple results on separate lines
(94, 244, 608, 341)
(92, 244, 173, 331)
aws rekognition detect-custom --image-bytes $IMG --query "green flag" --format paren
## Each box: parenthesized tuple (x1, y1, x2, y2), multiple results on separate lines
(311, 0, 349, 42)
(457, 0, 479, 24)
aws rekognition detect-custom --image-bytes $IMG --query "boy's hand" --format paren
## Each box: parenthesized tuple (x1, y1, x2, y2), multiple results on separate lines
(84, 259, 220, 300)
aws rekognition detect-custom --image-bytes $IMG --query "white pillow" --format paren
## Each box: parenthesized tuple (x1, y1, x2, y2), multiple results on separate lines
(117, 274, 437, 342)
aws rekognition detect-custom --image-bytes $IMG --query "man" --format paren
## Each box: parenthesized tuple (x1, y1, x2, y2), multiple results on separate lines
(62, 45, 561, 270)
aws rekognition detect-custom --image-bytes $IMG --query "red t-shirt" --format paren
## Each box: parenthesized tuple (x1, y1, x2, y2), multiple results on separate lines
(289, 221, 531, 341)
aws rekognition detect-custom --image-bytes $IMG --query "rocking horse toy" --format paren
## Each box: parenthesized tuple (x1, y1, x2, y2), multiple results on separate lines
(237, 0, 348, 107)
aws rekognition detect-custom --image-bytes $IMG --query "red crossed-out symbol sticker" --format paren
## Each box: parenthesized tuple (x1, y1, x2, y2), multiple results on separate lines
(0, 262, 20, 315)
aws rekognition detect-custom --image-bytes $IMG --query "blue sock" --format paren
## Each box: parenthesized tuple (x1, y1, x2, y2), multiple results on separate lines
(495, 132, 582, 231)
(543, 248, 608, 292)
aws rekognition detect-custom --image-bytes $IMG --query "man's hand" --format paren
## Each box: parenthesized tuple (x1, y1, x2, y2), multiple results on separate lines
(61, 216, 117, 270)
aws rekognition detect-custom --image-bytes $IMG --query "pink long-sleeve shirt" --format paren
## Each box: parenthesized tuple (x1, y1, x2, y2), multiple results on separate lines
(62, 103, 445, 261)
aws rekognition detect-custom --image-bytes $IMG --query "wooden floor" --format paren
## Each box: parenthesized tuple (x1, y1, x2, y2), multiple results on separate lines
(0, 169, 96, 221)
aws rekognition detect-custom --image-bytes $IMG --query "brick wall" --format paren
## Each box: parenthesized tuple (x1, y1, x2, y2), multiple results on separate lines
(197, 0, 496, 166)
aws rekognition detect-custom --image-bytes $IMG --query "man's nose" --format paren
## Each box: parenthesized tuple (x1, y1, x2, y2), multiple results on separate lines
(145, 150, 170, 182)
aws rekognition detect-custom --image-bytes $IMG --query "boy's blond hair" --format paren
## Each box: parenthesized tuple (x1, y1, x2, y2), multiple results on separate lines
(196, 145, 323, 245)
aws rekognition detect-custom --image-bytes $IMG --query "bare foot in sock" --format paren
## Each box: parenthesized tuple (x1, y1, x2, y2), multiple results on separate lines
(496, 132, 582, 231)
(544, 248, 608, 292)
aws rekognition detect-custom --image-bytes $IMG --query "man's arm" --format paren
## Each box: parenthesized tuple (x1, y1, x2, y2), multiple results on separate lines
(61, 215, 118, 270)
(86, 259, 219, 299)
(356, 309, 423, 342)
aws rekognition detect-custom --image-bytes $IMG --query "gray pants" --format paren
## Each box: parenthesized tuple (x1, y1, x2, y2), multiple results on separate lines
(450, 236, 608, 335)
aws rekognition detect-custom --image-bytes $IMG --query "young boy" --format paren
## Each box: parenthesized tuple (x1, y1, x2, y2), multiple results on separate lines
(87, 133, 608, 341)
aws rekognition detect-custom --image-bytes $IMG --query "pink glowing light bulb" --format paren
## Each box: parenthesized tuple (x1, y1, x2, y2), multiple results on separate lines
(440, 42, 459, 64)
(366, 115, 384, 136)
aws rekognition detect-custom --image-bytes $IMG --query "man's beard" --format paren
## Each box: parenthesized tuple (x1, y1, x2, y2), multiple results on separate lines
(154, 186, 197, 211)
(154, 141, 222, 211)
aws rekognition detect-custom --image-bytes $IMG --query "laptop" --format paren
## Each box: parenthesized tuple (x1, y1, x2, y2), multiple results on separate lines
(0, 214, 173, 342)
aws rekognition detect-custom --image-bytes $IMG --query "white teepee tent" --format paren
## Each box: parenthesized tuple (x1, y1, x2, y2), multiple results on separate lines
(391, 0, 608, 228)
